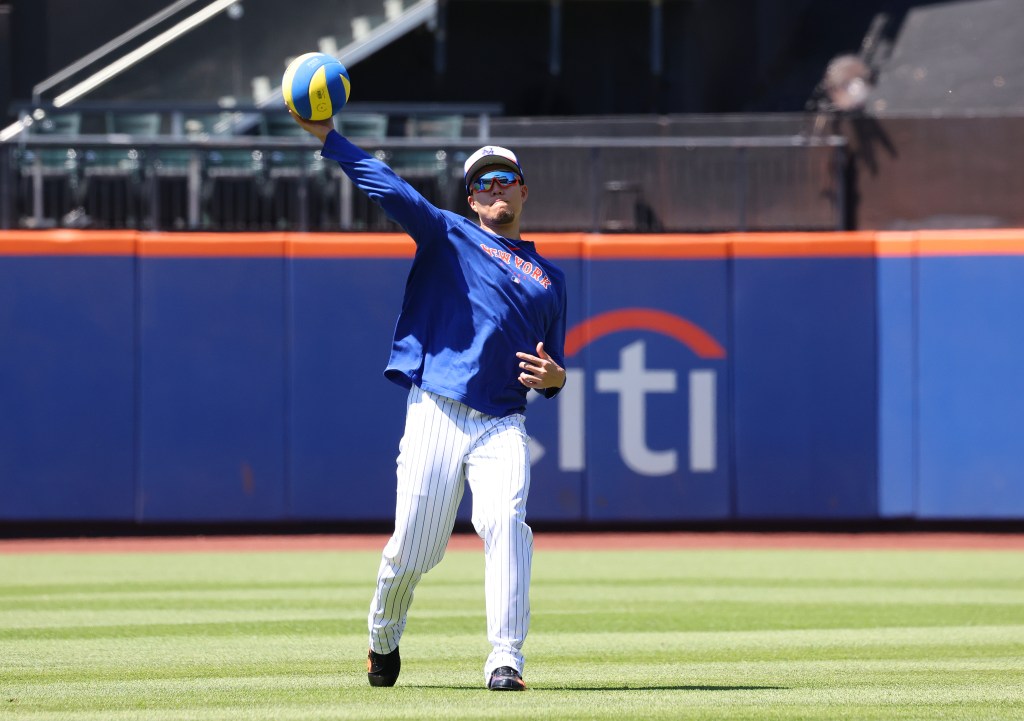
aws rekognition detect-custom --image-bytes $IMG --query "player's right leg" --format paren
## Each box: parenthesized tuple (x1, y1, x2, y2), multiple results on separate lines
(367, 386, 469, 670)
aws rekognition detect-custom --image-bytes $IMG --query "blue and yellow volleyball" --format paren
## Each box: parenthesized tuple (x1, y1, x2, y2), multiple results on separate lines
(282, 52, 351, 121)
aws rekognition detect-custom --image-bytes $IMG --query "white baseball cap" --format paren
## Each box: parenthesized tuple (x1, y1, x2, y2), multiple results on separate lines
(463, 145, 525, 192)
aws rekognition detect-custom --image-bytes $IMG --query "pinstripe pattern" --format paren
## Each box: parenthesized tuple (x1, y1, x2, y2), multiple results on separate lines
(466, 405, 532, 680)
(368, 385, 533, 680)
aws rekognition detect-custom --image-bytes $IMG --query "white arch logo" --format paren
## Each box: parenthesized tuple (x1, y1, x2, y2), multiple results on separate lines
(530, 308, 726, 477)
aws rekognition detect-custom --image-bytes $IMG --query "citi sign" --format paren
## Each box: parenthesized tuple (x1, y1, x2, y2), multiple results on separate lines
(531, 308, 726, 476)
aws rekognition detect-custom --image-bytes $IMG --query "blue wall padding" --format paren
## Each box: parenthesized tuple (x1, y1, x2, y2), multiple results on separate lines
(876, 254, 916, 517)
(732, 257, 878, 518)
(917, 255, 1024, 518)
(137, 257, 287, 521)
(582, 259, 732, 521)
(514, 253, 585, 522)
(288, 258, 408, 520)
(0, 256, 136, 520)
(6, 230, 1024, 524)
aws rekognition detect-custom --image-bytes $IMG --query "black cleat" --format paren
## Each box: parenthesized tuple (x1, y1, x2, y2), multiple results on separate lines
(487, 666, 526, 691)
(367, 647, 400, 687)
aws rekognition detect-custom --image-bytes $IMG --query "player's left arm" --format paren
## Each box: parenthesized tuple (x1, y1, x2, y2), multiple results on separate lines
(516, 288, 568, 395)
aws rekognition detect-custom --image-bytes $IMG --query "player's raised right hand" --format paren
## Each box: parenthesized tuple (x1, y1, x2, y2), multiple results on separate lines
(289, 110, 334, 144)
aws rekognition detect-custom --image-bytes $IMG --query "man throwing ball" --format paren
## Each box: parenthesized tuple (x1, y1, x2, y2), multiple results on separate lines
(292, 112, 567, 691)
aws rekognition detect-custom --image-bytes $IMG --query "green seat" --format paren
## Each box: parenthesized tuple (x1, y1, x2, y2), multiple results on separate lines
(261, 112, 308, 138)
(260, 110, 340, 181)
(24, 112, 83, 171)
(404, 114, 462, 139)
(182, 112, 244, 138)
(336, 113, 388, 142)
(105, 112, 161, 136)
(86, 112, 160, 177)
(392, 113, 462, 178)
(151, 149, 201, 177)
(389, 114, 460, 183)
(18, 112, 85, 227)
(31, 112, 82, 136)
(259, 111, 318, 175)
(388, 149, 449, 178)
(83, 148, 143, 176)
(20, 146, 80, 175)
(206, 149, 264, 177)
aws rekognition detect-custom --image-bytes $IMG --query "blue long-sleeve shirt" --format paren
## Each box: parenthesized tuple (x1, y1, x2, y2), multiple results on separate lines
(321, 131, 566, 417)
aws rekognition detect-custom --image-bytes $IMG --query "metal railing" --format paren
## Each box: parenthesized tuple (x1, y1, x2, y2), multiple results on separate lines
(0, 133, 847, 233)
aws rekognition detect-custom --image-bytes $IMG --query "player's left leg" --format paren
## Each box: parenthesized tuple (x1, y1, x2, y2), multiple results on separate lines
(465, 412, 532, 688)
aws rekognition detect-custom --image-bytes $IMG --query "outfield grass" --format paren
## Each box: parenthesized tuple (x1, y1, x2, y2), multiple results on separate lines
(1, 542, 1023, 720)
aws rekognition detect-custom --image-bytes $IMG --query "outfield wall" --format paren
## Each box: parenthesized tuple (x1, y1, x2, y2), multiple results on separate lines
(2, 229, 1024, 524)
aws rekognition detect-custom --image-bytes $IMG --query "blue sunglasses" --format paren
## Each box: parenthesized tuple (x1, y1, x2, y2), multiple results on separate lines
(470, 170, 522, 193)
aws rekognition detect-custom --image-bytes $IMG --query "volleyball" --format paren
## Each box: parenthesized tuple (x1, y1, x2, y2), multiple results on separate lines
(282, 52, 351, 121)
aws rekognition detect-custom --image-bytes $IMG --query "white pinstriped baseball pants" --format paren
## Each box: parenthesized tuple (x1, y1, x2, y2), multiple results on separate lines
(368, 385, 533, 680)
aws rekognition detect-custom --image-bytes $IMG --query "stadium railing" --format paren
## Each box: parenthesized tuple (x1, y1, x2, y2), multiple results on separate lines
(0, 106, 847, 233)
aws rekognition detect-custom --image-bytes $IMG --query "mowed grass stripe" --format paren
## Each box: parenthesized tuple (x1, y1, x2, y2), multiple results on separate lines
(8, 669, 1023, 701)
(5, 670, 1024, 721)
(4, 547, 1023, 581)
(1, 547, 1022, 720)
(6, 625, 1024, 674)
(7, 582, 1024, 606)
(6, 626, 1024, 680)
(4, 602, 1024, 641)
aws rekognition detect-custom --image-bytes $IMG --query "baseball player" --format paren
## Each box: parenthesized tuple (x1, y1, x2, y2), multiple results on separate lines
(291, 112, 567, 691)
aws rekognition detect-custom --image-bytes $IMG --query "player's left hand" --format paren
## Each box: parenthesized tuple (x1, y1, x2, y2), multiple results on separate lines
(516, 342, 566, 390)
